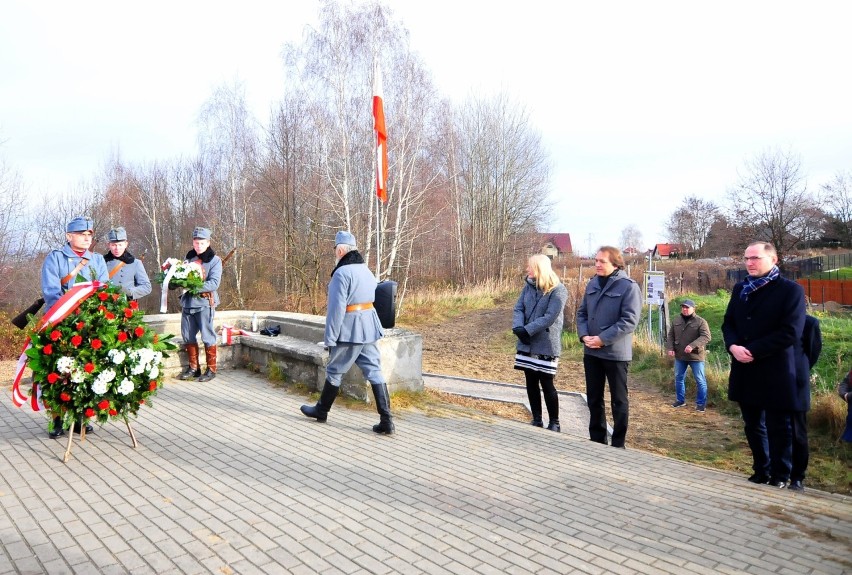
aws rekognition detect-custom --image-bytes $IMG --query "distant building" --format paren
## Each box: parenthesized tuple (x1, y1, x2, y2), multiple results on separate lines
(652, 243, 686, 260)
(540, 233, 573, 258)
(623, 246, 640, 256)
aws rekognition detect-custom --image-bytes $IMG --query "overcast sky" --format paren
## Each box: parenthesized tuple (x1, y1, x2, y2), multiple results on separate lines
(2, 1, 850, 255)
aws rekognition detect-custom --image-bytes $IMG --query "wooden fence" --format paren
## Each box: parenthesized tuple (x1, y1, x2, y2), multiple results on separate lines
(797, 278, 852, 305)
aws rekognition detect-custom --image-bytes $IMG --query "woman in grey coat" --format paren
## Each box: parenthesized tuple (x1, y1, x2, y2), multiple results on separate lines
(513, 254, 569, 431)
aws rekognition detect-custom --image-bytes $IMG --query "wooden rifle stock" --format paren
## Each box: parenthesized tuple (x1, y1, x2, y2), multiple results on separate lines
(221, 247, 237, 265)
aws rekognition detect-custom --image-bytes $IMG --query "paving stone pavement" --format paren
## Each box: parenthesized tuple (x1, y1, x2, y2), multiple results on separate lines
(1, 368, 850, 575)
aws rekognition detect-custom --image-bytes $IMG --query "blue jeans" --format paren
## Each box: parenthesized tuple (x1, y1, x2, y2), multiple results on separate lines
(674, 359, 707, 407)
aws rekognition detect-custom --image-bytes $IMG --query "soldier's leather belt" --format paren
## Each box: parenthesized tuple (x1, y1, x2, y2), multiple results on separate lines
(346, 303, 373, 312)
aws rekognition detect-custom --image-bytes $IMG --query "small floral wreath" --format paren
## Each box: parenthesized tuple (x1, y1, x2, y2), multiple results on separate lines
(155, 258, 204, 295)
(25, 283, 176, 431)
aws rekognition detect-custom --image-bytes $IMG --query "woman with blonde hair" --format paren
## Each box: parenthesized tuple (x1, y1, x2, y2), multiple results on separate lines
(512, 254, 569, 431)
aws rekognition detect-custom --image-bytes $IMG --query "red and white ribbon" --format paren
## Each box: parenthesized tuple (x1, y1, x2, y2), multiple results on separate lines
(159, 260, 180, 313)
(11, 281, 102, 411)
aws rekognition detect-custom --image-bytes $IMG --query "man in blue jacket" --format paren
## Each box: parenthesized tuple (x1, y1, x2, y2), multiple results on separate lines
(300, 230, 393, 434)
(577, 246, 642, 448)
(722, 241, 809, 489)
(177, 227, 222, 382)
(41, 216, 108, 310)
(41, 216, 108, 437)
(104, 227, 151, 301)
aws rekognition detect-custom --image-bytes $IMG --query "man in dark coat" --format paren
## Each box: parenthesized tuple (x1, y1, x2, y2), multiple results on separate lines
(722, 241, 809, 489)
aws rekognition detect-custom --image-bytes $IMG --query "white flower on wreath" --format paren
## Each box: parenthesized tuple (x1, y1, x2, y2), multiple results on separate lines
(117, 378, 134, 396)
(108, 349, 126, 365)
(57, 356, 75, 374)
(148, 365, 160, 380)
(70, 368, 86, 384)
(91, 378, 108, 395)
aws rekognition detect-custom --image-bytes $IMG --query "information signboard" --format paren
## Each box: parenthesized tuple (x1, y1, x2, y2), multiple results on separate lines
(645, 271, 666, 305)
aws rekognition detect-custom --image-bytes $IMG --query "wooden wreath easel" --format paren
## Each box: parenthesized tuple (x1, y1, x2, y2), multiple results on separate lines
(61, 416, 138, 463)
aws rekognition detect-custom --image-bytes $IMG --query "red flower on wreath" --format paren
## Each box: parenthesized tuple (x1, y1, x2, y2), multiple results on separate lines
(117, 332, 128, 342)
(135, 327, 145, 337)
(43, 344, 53, 355)
(84, 362, 95, 373)
(47, 373, 59, 384)
(139, 399, 145, 405)
(85, 408, 95, 417)
(98, 305, 106, 313)
(112, 293, 120, 301)
(98, 292, 109, 301)
(71, 335, 83, 347)
(109, 409, 117, 416)
(60, 392, 71, 402)
(105, 311, 116, 320)
(91, 339, 102, 350)
(149, 381, 157, 391)
(76, 321, 85, 330)
(98, 400, 110, 410)
(129, 300, 139, 310)
(50, 330, 61, 341)
(124, 308, 134, 319)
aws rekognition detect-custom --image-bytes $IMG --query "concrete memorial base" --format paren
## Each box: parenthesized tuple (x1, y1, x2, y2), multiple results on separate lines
(143, 310, 423, 401)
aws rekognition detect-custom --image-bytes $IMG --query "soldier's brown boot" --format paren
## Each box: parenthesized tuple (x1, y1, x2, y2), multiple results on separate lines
(178, 343, 201, 380)
(198, 345, 217, 382)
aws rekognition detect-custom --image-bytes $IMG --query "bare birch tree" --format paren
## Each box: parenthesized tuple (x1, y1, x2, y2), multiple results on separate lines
(197, 81, 260, 308)
(448, 92, 552, 283)
(821, 170, 852, 247)
(664, 196, 721, 256)
(727, 148, 812, 261)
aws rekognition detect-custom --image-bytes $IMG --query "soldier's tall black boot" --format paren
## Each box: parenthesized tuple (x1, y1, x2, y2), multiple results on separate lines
(370, 383, 394, 435)
(49, 416, 65, 438)
(300, 381, 339, 422)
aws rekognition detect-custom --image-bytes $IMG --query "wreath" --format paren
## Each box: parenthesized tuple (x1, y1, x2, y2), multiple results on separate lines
(155, 258, 204, 296)
(24, 283, 176, 432)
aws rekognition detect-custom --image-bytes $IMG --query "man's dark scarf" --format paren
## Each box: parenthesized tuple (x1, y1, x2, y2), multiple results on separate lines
(185, 248, 216, 263)
(331, 250, 364, 277)
(104, 251, 135, 264)
(740, 265, 780, 301)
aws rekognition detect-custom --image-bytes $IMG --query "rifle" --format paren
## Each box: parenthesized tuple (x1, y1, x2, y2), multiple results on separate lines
(11, 298, 45, 330)
(221, 247, 237, 265)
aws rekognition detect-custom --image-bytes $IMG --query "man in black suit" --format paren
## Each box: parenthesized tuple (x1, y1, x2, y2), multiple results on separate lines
(722, 242, 809, 490)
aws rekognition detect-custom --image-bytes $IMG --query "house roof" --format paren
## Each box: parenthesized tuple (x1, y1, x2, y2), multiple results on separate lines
(653, 243, 685, 257)
(541, 233, 572, 254)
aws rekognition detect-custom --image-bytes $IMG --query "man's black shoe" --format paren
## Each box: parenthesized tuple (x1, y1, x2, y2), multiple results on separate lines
(788, 480, 804, 492)
(769, 479, 787, 488)
(48, 427, 65, 438)
(747, 473, 770, 484)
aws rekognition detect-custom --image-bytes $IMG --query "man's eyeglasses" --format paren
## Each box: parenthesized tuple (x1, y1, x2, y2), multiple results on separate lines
(743, 256, 767, 262)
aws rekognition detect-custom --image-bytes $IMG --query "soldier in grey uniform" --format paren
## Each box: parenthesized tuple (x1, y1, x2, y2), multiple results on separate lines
(41, 216, 108, 437)
(104, 227, 151, 301)
(300, 230, 394, 434)
(177, 227, 222, 382)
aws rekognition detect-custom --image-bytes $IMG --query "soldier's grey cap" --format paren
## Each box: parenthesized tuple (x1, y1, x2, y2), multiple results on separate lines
(681, 299, 696, 308)
(66, 217, 94, 233)
(193, 227, 212, 240)
(107, 227, 127, 242)
(335, 230, 356, 247)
